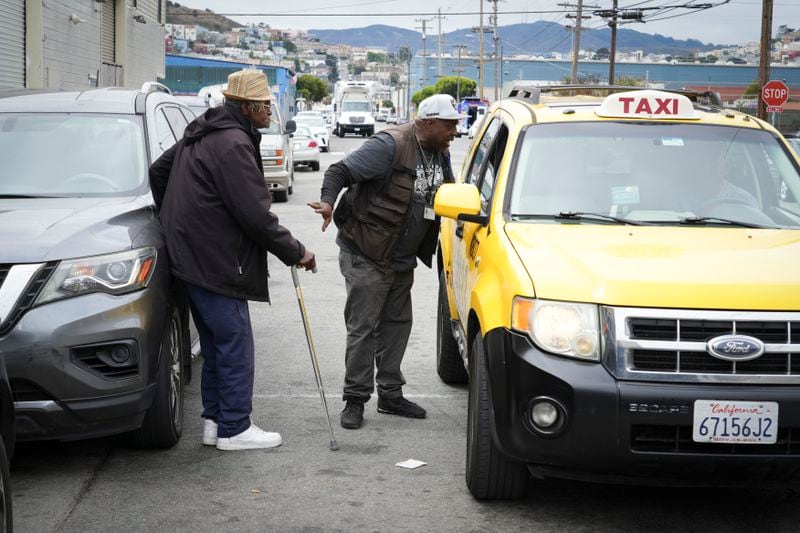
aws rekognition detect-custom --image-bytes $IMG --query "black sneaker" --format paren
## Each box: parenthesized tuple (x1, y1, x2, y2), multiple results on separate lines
(377, 397, 427, 419)
(340, 400, 364, 429)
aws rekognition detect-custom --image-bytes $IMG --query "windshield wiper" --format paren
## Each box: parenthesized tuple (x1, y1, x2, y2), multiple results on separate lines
(679, 216, 774, 229)
(555, 211, 649, 226)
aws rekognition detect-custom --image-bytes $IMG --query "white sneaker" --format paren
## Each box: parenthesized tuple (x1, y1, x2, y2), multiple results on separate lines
(203, 419, 217, 446)
(216, 424, 282, 451)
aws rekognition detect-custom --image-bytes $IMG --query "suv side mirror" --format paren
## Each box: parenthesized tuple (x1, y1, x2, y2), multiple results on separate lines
(284, 120, 297, 135)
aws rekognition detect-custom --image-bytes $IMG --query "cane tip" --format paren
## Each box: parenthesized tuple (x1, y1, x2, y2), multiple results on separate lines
(330, 441, 339, 451)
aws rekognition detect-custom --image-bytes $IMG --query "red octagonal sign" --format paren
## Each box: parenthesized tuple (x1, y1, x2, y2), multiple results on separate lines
(762, 80, 789, 108)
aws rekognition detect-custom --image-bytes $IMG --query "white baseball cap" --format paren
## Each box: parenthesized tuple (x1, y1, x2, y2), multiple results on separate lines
(417, 94, 467, 120)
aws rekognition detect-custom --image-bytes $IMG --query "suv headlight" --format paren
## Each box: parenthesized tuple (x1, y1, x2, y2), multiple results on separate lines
(35, 247, 157, 305)
(511, 298, 600, 361)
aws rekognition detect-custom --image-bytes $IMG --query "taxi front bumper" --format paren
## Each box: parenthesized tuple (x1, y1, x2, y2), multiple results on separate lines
(483, 328, 800, 484)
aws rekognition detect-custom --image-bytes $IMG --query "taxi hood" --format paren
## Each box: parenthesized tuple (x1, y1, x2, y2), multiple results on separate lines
(504, 223, 800, 310)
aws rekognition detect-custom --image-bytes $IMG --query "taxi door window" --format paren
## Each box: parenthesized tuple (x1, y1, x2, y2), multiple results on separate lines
(477, 125, 509, 213)
(467, 118, 500, 185)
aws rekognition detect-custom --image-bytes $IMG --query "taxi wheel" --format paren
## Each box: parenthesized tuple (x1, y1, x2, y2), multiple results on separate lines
(466, 331, 528, 500)
(132, 302, 185, 449)
(436, 270, 467, 384)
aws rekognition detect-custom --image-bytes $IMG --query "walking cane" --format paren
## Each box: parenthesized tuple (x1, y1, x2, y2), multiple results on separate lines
(291, 265, 339, 451)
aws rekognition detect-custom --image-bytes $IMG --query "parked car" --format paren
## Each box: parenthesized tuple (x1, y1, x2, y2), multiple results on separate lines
(174, 95, 211, 118)
(293, 114, 330, 152)
(291, 125, 321, 171)
(0, 83, 195, 448)
(435, 85, 800, 499)
(259, 107, 296, 202)
(386, 114, 398, 124)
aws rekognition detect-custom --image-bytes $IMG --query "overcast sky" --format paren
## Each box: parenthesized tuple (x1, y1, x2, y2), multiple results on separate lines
(176, 1, 800, 46)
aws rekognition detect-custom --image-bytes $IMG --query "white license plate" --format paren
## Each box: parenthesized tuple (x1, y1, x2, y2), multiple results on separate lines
(354, 127, 360, 132)
(692, 400, 778, 444)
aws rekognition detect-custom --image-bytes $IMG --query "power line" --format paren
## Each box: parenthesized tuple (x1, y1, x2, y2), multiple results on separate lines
(178, 10, 574, 18)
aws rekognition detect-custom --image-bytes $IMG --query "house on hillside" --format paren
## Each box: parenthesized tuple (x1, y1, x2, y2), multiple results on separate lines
(0, 0, 167, 89)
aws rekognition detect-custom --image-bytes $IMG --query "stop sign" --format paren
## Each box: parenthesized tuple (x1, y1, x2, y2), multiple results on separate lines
(762, 80, 789, 108)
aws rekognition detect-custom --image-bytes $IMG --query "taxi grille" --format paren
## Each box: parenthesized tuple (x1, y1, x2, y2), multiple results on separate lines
(631, 424, 800, 455)
(607, 308, 800, 384)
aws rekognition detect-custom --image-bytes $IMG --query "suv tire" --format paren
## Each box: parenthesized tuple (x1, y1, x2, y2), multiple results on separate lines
(273, 190, 289, 202)
(466, 331, 528, 500)
(0, 436, 11, 532)
(132, 301, 185, 449)
(436, 270, 467, 383)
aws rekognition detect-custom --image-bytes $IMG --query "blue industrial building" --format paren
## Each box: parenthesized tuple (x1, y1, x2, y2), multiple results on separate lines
(159, 54, 297, 118)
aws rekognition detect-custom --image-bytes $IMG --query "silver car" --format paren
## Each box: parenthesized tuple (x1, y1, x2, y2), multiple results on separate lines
(259, 107, 296, 202)
(292, 125, 321, 171)
(294, 114, 331, 152)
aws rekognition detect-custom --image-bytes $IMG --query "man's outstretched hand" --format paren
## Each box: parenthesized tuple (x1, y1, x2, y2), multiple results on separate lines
(308, 201, 333, 232)
(297, 250, 316, 271)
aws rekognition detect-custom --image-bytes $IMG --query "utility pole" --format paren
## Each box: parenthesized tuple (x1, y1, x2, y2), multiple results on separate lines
(757, 0, 774, 120)
(453, 44, 468, 102)
(436, 9, 446, 79)
(489, 0, 500, 101)
(560, 1, 593, 83)
(478, 0, 485, 99)
(608, 0, 618, 84)
(416, 18, 433, 89)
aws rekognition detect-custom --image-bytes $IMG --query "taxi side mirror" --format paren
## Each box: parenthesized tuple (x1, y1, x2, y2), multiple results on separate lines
(434, 183, 486, 223)
(284, 120, 297, 135)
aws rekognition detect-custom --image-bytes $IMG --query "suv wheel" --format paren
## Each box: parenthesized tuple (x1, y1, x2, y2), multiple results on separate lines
(274, 190, 289, 202)
(132, 301, 185, 449)
(436, 270, 467, 383)
(466, 331, 528, 500)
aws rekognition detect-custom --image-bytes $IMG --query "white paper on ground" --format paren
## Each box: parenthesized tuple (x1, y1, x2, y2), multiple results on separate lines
(395, 459, 427, 469)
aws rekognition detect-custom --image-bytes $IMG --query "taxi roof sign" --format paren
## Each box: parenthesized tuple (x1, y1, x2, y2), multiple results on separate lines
(595, 90, 701, 120)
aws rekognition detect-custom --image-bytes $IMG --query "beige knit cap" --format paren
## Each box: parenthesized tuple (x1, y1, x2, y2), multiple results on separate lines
(222, 69, 274, 102)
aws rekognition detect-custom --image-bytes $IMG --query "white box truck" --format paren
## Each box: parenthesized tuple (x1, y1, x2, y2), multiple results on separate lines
(334, 84, 375, 138)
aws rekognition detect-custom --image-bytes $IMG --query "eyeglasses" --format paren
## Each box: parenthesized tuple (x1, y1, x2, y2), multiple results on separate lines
(251, 102, 271, 113)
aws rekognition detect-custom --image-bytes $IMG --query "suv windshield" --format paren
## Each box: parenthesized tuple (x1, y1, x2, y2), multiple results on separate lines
(0, 113, 146, 197)
(341, 101, 371, 113)
(509, 122, 800, 228)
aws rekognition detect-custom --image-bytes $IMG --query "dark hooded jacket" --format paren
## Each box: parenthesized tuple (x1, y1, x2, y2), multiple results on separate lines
(149, 104, 305, 302)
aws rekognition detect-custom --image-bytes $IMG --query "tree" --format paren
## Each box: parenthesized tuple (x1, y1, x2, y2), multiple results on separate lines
(595, 47, 610, 60)
(744, 80, 760, 96)
(433, 76, 476, 99)
(390, 72, 399, 86)
(325, 54, 338, 84)
(367, 52, 386, 63)
(411, 86, 436, 107)
(381, 99, 394, 110)
(283, 39, 297, 54)
(297, 74, 328, 103)
(353, 65, 366, 76)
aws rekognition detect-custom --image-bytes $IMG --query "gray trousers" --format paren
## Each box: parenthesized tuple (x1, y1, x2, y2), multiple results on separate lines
(339, 248, 414, 402)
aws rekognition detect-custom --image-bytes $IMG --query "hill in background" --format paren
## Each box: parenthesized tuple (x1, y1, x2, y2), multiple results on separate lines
(166, 1, 243, 33)
(310, 21, 722, 56)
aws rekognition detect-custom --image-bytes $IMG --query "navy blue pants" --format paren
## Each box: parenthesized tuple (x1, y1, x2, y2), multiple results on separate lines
(185, 283, 253, 438)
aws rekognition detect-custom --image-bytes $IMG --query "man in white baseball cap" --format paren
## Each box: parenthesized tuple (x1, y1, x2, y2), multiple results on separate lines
(308, 93, 465, 429)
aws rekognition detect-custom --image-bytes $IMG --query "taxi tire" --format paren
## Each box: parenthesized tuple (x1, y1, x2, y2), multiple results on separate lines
(466, 331, 528, 500)
(132, 302, 185, 449)
(436, 271, 467, 384)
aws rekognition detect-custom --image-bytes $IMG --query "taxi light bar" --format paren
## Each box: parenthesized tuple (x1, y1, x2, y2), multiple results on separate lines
(507, 84, 722, 108)
(595, 89, 701, 120)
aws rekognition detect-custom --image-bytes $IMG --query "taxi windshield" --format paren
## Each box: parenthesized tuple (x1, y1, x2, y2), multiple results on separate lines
(508, 122, 800, 229)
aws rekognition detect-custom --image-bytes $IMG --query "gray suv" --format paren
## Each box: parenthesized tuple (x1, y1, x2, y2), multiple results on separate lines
(0, 83, 194, 448)
(260, 106, 296, 202)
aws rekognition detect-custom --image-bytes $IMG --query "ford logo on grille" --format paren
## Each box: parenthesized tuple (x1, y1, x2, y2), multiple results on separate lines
(706, 335, 765, 361)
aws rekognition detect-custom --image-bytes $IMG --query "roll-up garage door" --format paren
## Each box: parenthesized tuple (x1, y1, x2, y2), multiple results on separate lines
(0, 0, 25, 89)
(102, 0, 116, 64)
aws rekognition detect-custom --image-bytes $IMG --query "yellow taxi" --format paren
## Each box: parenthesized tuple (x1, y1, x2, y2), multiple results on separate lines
(434, 85, 800, 499)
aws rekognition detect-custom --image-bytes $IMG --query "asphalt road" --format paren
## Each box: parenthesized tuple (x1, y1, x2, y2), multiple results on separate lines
(10, 125, 800, 532)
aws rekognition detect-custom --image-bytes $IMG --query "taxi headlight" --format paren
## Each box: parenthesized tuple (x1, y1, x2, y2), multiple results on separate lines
(35, 248, 157, 305)
(511, 298, 600, 361)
